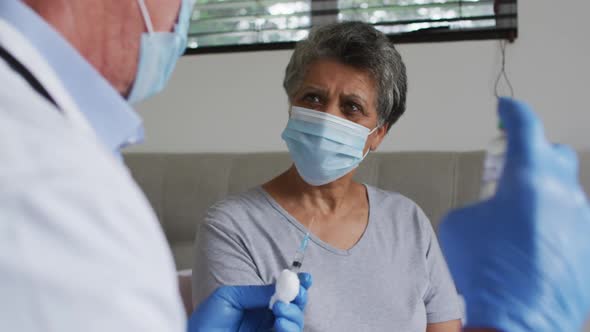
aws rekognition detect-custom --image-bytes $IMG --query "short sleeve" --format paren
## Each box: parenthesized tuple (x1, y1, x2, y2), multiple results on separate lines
(191, 203, 265, 309)
(418, 208, 464, 323)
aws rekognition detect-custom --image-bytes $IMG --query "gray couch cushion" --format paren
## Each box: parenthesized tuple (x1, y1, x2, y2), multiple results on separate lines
(161, 155, 234, 243)
(454, 151, 486, 208)
(372, 152, 458, 229)
(227, 153, 292, 194)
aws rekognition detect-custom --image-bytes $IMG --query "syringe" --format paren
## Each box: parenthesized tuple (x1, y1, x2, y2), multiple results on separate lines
(269, 218, 315, 310)
(289, 217, 315, 273)
(290, 232, 311, 273)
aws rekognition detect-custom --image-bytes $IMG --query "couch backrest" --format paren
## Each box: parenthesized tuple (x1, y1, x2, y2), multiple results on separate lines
(124, 151, 590, 270)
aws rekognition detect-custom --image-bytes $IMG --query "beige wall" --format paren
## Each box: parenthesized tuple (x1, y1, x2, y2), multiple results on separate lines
(128, 0, 590, 153)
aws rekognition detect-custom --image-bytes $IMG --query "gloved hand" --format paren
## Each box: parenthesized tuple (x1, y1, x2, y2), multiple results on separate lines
(439, 98, 590, 332)
(188, 273, 312, 332)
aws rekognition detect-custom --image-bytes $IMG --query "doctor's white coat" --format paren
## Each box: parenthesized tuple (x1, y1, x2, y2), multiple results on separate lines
(0, 14, 185, 332)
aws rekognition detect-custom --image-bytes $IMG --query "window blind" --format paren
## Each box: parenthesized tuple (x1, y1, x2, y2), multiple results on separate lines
(187, 0, 517, 53)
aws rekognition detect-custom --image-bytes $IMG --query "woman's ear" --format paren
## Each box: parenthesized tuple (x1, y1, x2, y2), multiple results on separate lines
(370, 124, 389, 151)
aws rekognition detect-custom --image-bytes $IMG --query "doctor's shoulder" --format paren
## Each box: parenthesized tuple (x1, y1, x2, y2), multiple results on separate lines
(0, 64, 169, 253)
(0, 74, 83, 175)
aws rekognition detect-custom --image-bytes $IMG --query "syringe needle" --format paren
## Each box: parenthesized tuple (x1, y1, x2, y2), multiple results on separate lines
(308, 216, 316, 234)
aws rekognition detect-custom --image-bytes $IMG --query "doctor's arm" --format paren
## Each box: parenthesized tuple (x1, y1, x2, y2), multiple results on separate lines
(439, 98, 590, 332)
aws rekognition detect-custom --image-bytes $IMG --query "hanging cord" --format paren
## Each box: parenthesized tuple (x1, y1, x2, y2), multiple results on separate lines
(494, 39, 514, 98)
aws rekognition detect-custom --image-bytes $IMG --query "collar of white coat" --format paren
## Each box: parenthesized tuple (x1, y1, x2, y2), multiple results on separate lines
(0, 0, 144, 156)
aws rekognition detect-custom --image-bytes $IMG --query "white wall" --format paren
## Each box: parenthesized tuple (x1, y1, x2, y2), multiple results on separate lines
(128, 0, 590, 153)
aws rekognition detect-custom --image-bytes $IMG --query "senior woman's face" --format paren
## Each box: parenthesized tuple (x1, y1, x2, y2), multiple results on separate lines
(291, 58, 387, 153)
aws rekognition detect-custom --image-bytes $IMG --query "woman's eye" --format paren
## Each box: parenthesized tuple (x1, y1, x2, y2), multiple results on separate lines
(302, 93, 322, 105)
(344, 102, 362, 114)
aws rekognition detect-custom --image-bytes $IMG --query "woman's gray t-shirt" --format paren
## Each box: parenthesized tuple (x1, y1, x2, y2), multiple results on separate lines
(192, 185, 462, 331)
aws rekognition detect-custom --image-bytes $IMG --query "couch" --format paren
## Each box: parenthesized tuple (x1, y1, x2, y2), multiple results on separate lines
(124, 151, 590, 328)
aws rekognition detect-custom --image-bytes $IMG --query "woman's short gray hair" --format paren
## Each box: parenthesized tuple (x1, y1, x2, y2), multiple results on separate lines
(283, 21, 407, 130)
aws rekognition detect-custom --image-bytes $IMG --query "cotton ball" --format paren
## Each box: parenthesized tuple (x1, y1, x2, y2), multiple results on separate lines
(269, 269, 300, 309)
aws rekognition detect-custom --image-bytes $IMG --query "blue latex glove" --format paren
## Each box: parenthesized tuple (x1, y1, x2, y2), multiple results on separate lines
(188, 273, 312, 332)
(439, 98, 590, 332)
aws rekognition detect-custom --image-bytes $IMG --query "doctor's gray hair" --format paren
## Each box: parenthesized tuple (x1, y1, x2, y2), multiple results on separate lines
(283, 21, 407, 130)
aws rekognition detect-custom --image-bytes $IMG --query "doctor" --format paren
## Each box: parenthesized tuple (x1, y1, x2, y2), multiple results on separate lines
(0, 0, 308, 331)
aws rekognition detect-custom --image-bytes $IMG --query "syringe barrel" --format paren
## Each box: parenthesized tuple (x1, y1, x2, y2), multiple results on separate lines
(290, 260, 302, 273)
(289, 233, 310, 273)
(293, 250, 304, 263)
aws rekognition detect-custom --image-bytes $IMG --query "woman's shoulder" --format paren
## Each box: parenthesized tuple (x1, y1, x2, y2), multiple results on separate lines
(204, 187, 272, 225)
(366, 185, 421, 211)
(366, 185, 432, 234)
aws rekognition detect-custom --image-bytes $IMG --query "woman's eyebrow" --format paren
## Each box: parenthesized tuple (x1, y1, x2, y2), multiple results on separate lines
(342, 93, 367, 106)
(301, 85, 328, 96)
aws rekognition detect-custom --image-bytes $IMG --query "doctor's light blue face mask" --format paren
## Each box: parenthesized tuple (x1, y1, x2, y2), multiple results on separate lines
(281, 106, 380, 186)
(128, 0, 196, 104)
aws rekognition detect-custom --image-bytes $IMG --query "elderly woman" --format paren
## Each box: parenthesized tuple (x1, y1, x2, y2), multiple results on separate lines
(192, 22, 462, 331)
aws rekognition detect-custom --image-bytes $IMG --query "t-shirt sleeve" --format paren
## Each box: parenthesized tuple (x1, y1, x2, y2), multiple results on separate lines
(417, 207, 464, 324)
(191, 202, 264, 309)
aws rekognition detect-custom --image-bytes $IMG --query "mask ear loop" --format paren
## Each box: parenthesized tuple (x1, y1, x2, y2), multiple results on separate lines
(136, 0, 155, 34)
(362, 124, 382, 159)
(368, 125, 380, 136)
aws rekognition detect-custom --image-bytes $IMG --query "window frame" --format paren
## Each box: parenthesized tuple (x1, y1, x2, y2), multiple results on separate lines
(185, 0, 517, 55)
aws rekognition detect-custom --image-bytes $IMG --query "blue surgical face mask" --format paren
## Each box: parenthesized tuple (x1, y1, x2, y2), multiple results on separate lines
(128, 0, 196, 104)
(281, 106, 380, 186)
